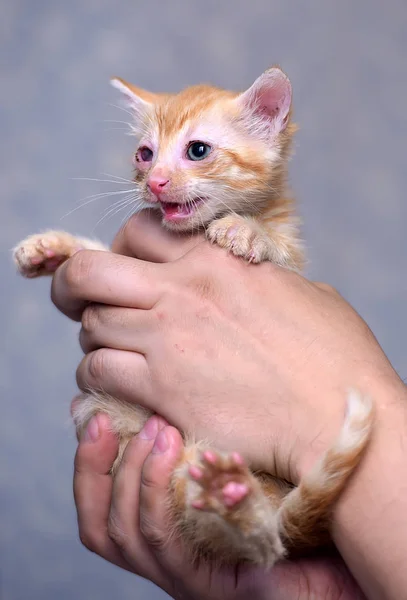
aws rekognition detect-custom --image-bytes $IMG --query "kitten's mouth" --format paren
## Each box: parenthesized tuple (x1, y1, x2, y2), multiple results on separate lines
(159, 198, 205, 221)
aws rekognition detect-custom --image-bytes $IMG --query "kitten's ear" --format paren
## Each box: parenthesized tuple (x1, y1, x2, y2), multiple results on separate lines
(237, 67, 292, 137)
(110, 77, 156, 113)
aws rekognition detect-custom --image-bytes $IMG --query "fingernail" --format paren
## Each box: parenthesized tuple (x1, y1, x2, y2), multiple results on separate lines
(83, 415, 99, 443)
(152, 428, 169, 454)
(139, 416, 159, 440)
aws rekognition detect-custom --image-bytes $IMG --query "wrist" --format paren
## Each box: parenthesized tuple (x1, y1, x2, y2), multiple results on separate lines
(292, 366, 405, 481)
(331, 376, 407, 599)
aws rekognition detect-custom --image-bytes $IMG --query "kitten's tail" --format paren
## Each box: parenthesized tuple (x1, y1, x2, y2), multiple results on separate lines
(278, 389, 373, 550)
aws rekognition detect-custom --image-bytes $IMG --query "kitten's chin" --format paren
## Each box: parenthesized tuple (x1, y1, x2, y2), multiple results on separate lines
(161, 214, 205, 232)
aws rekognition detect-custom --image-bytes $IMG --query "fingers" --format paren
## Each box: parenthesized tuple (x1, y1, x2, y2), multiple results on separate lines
(73, 413, 129, 570)
(138, 426, 187, 574)
(108, 416, 170, 586)
(79, 304, 152, 354)
(76, 349, 154, 409)
(51, 250, 165, 321)
(112, 209, 205, 262)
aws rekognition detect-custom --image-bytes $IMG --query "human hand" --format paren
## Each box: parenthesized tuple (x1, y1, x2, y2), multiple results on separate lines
(74, 412, 365, 600)
(52, 210, 402, 483)
(57, 210, 407, 597)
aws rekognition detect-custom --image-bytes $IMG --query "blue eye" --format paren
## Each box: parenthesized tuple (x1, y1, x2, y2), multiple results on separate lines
(187, 141, 212, 161)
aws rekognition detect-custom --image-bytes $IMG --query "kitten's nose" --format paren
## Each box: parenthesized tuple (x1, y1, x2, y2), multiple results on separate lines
(147, 174, 170, 198)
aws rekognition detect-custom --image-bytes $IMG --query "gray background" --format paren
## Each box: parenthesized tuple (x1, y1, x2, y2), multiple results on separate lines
(1, 1, 406, 598)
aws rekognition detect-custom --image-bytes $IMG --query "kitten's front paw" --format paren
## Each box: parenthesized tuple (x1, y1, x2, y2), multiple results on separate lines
(188, 450, 253, 517)
(13, 231, 82, 278)
(207, 215, 273, 263)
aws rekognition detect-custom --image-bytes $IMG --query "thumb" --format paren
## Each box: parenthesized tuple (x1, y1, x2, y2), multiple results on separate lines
(112, 209, 205, 262)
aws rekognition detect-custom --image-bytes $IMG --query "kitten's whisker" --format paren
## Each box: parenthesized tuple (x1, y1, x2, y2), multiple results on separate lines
(105, 102, 134, 119)
(101, 172, 134, 183)
(194, 199, 207, 232)
(74, 188, 139, 205)
(116, 205, 146, 239)
(102, 119, 133, 126)
(61, 189, 139, 220)
(119, 200, 145, 228)
(88, 195, 138, 223)
(103, 127, 132, 132)
(98, 201, 136, 224)
(210, 196, 235, 218)
(220, 185, 260, 214)
(184, 192, 208, 233)
(100, 195, 139, 217)
(91, 196, 143, 233)
(71, 177, 133, 185)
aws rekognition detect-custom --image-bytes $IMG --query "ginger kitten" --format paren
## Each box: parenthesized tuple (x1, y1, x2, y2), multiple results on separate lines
(14, 67, 373, 567)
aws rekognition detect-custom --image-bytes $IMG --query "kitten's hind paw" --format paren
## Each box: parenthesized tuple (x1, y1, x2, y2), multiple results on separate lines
(13, 231, 83, 278)
(188, 450, 253, 516)
(178, 446, 287, 567)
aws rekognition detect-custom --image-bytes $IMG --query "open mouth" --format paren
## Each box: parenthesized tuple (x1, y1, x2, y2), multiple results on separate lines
(160, 198, 204, 221)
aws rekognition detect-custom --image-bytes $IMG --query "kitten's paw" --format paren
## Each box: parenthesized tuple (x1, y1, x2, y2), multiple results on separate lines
(188, 450, 253, 516)
(13, 231, 82, 278)
(207, 215, 273, 263)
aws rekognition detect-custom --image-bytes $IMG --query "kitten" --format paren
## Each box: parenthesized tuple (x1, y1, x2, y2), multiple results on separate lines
(13, 67, 373, 568)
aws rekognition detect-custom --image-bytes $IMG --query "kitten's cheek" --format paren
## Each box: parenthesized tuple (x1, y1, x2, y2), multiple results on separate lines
(76, 349, 154, 409)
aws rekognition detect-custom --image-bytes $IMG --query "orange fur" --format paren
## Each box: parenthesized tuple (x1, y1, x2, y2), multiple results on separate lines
(13, 67, 374, 568)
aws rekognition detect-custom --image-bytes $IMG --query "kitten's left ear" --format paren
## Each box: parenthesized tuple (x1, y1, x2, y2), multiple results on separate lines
(237, 67, 292, 137)
(110, 77, 157, 114)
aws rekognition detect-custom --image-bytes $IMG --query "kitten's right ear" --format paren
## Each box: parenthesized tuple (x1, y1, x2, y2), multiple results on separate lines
(110, 77, 156, 113)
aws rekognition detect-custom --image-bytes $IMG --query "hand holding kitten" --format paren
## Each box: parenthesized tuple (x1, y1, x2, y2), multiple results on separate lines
(69, 211, 407, 599)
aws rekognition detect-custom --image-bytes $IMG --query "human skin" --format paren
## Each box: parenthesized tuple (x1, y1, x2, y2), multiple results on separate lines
(73, 411, 365, 599)
(52, 211, 407, 599)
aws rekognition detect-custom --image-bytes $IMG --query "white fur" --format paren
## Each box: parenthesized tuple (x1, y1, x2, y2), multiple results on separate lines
(335, 389, 373, 453)
(281, 390, 373, 500)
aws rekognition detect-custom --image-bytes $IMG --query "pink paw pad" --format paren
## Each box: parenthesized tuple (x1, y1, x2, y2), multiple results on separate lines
(189, 465, 203, 480)
(202, 450, 218, 464)
(191, 499, 205, 510)
(189, 449, 252, 514)
(231, 451, 244, 465)
(222, 482, 249, 506)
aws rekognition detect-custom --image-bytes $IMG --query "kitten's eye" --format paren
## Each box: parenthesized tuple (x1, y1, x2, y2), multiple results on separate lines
(186, 141, 212, 161)
(136, 146, 153, 162)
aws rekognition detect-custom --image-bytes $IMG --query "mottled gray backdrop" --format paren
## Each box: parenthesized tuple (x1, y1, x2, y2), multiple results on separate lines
(1, 1, 406, 599)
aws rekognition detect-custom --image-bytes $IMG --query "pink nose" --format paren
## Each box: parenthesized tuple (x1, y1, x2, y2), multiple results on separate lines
(148, 175, 170, 197)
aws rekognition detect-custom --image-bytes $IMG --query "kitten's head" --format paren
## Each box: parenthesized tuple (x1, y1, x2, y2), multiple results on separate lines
(111, 67, 295, 231)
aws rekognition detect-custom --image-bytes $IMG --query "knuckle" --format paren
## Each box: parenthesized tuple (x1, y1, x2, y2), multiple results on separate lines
(81, 303, 99, 334)
(79, 529, 104, 555)
(139, 512, 164, 549)
(86, 349, 109, 385)
(64, 251, 93, 291)
(140, 467, 160, 493)
(315, 281, 339, 295)
(107, 512, 128, 552)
